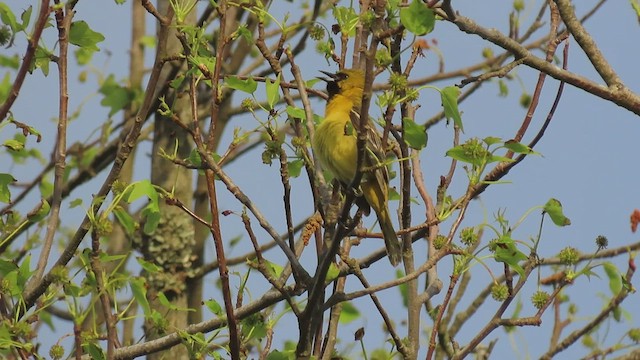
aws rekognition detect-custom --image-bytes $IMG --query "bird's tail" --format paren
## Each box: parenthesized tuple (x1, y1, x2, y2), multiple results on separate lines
(378, 210, 402, 267)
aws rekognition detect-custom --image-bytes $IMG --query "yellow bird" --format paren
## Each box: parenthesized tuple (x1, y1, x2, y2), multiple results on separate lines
(313, 69, 402, 267)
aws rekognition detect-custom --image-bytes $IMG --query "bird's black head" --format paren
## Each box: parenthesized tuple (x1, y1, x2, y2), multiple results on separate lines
(318, 70, 350, 98)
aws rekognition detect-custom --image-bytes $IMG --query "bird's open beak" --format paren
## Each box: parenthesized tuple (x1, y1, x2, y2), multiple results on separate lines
(317, 70, 338, 82)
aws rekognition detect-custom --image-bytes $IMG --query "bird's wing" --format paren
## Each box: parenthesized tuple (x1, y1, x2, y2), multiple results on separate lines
(349, 110, 390, 189)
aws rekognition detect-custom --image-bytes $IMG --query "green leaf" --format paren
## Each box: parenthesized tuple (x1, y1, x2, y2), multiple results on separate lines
(441, 86, 463, 131)
(543, 198, 571, 226)
(234, 24, 253, 43)
(229, 234, 242, 247)
(306, 78, 321, 88)
(3, 138, 24, 151)
(69, 198, 83, 208)
(487, 154, 513, 164)
(142, 206, 160, 235)
(33, 45, 52, 76)
(40, 309, 54, 331)
(498, 79, 508, 97)
(325, 262, 339, 285)
(204, 298, 223, 316)
(20, 6, 32, 30)
(74, 47, 96, 65)
(504, 140, 538, 155)
(17, 254, 33, 288)
(0, 3, 18, 32)
(483, 136, 502, 146)
(241, 313, 267, 341)
(130, 277, 151, 316)
(493, 235, 528, 277)
(3, 271, 21, 296)
(78, 147, 98, 168)
(113, 207, 135, 235)
(287, 159, 304, 178)
(63, 282, 83, 298)
(603, 262, 622, 295)
(99, 75, 133, 117)
(136, 256, 161, 273)
(403, 117, 428, 150)
(613, 305, 622, 322)
(445, 139, 490, 167)
(0, 260, 17, 276)
(266, 350, 290, 360)
(27, 199, 50, 222)
(169, 75, 185, 89)
(397, 269, 408, 307)
(285, 105, 305, 120)
(446, 146, 474, 165)
(99, 253, 127, 264)
(0, 72, 11, 104)
(189, 55, 216, 77)
(157, 292, 183, 311)
(83, 343, 105, 360)
(265, 259, 283, 279)
(578, 266, 598, 281)
(188, 148, 202, 168)
(265, 74, 281, 110)
(127, 180, 158, 204)
(39, 177, 53, 198)
(0, 173, 16, 203)
(333, 6, 359, 36)
(225, 76, 257, 94)
(139, 35, 156, 48)
(0, 54, 20, 69)
(338, 301, 360, 324)
(388, 187, 400, 201)
(69, 21, 105, 51)
(631, 0, 640, 20)
(400, 0, 435, 36)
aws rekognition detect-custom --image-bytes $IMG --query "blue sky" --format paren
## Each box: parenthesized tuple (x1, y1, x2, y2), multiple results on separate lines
(3, 0, 639, 358)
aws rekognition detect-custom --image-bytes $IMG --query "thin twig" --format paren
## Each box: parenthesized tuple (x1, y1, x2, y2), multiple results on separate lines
(324, 246, 461, 307)
(426, 274, 459, 360)
(29, 2, 73, 290)
(90, 230, 118, 358)
(509, 1, 561, 152)
(188, 2, 241, 357)
(241, 212, 300, 315)
(190, 218, 310, 280)
(350, 262, 409, 359)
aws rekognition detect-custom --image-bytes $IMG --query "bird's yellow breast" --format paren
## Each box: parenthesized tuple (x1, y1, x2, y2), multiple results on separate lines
(313, 113, 357, 183)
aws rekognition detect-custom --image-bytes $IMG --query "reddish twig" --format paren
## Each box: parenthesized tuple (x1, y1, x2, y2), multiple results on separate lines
(426, 274, 459, 360)
(185, 2, 241, 356)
